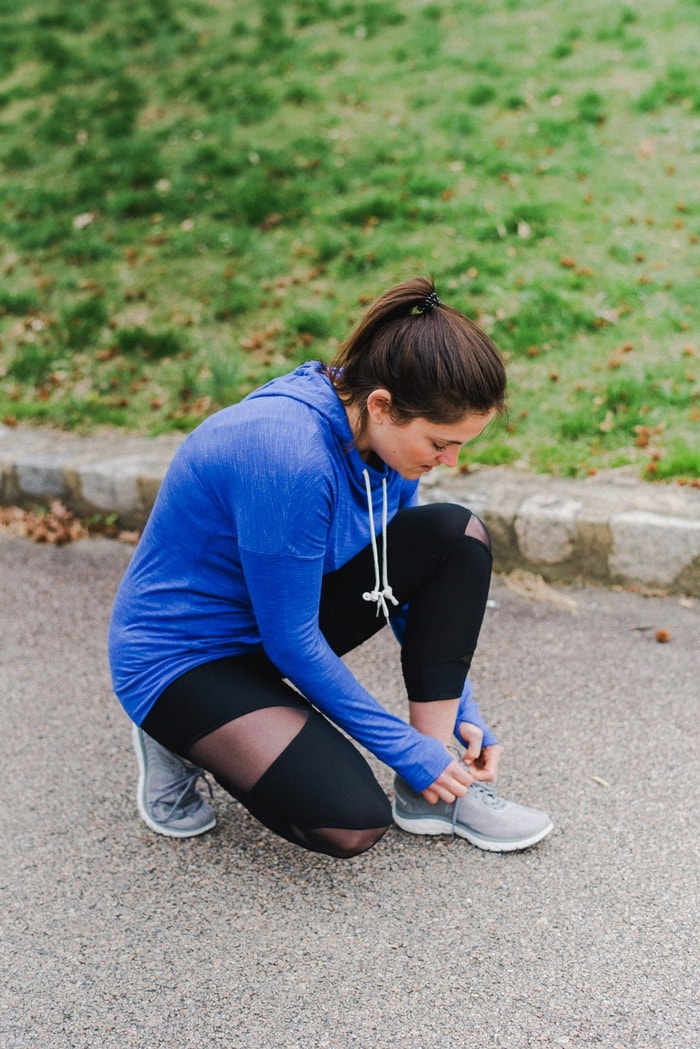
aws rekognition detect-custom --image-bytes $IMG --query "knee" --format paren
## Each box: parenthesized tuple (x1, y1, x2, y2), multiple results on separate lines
(464, 511, 491, 553)
(416, 502, 492, 554)
(312, 823, 392, 859)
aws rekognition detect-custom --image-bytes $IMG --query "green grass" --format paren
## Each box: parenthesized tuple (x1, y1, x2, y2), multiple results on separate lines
(0, 0, 698, 480)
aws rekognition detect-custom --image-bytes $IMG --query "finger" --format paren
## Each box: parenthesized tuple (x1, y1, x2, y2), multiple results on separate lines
(470, 746, 502, 782)
(440, 768, 472, 796)
(422, 784, 459, 804)
(443, 761, 472, 789)
(458, 722, 483, 758)
(421, 759, 474, 804)
(469, 765, 494, 782)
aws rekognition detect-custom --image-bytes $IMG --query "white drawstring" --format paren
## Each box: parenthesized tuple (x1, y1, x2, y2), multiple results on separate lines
(361, 469, 399, 623)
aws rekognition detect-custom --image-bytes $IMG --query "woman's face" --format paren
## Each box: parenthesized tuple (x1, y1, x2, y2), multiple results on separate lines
(357, 390, 496, 480)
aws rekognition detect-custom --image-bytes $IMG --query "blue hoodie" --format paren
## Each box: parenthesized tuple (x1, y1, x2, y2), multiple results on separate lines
(108, 361, 496, 791)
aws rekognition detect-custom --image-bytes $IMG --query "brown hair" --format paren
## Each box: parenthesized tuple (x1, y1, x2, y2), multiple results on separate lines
(328, 277, 506, 435)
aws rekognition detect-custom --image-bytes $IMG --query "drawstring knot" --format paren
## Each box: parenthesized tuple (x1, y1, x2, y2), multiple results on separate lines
(361, 470, 399, 623)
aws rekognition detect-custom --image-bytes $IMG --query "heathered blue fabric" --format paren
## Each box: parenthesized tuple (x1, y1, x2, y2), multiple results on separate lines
(108, 361, 495, 791)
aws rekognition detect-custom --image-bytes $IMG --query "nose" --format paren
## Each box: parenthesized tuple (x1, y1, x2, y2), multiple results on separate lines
(437, 446, 461, 468)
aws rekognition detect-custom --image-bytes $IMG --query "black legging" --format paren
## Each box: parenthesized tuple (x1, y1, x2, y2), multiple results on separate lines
(143, 503, 492, 858)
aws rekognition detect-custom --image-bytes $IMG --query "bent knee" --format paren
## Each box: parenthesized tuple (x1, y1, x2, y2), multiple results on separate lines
(464, 511, 491, 553)
(312, 823, 391, 859)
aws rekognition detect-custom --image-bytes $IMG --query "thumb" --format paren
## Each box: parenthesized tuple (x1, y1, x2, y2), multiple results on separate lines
(458, 722, 483, 761)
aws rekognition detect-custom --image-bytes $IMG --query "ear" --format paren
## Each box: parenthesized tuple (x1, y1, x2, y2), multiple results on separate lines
(366, 388, 393, 423)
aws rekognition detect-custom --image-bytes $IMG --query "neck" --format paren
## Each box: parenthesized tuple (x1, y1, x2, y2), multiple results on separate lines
(345, 403, 371, 460)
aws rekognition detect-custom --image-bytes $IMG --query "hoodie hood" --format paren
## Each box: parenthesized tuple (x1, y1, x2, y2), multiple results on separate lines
(247, 360, 350, 435)
(246, 360, 387, 481)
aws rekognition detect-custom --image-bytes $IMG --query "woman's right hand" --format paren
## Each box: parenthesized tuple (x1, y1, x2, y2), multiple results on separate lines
(421, 759, 473, 805)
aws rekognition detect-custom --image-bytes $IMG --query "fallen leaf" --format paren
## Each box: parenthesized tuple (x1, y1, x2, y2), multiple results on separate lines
(73, 212, 94, 230)
(504, 571, 578, 611)
(117, 530, 141, 545)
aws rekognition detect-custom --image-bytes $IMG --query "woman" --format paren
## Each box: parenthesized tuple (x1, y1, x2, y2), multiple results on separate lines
(109, 277, 553, 858)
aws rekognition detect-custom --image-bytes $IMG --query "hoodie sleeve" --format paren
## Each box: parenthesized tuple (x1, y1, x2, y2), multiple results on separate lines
(239, 544, 452, 790)
(233, 450, 452, 791)
(454, 676, 499, 749)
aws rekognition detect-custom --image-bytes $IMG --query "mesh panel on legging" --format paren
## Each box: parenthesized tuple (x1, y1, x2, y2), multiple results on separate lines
(188, 709, 392, 858)
(144, 655, 392, 858)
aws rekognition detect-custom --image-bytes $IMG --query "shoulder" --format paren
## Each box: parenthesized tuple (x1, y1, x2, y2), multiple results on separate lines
(190, 397, 330, 467)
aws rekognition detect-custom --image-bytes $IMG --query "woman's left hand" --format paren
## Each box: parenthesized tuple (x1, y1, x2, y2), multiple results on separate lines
(458, 720, 502, 782)
(467, 743, 502, 782)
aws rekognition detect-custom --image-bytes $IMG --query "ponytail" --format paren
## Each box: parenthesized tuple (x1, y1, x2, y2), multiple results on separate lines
(328, 277, 506, 433)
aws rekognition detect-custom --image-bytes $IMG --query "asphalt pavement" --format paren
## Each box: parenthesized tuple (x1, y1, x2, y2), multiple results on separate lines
(1, 533, 698, 1048)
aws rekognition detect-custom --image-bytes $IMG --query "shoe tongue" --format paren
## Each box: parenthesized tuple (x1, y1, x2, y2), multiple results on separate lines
(470, 782, 506, 809)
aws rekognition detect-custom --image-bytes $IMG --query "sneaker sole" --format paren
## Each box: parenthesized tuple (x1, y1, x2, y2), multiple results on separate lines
(132, 724, 216, 839)
(392, 802, 553, 853)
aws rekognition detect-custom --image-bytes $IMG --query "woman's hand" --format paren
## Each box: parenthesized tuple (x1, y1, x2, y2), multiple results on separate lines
(459, 720, 502, 782)
(467, 743, 503, 781)
(421, 758, 473, 805)
(420, 721, 504, 805)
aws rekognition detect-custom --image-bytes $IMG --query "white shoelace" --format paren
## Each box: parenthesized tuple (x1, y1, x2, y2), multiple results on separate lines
(451, 781, 503, 837)
(361, 469, 399, 623)
(155, 765, 213, 821)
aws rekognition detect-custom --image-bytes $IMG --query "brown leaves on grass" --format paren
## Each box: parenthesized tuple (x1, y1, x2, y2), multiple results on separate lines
(633, 424, 665, 448)
(0, 500, 87, 544)
(0, 500, 140, 545)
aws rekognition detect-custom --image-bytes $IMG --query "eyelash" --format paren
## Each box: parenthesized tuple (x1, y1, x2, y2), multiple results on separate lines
(432, 442, 447, 453)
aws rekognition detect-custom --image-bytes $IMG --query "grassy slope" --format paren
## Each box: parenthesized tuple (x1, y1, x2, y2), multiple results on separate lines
(0, 0, 698, 479)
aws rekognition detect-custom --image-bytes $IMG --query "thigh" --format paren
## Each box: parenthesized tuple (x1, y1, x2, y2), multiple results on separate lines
(142, 651, 308, 757)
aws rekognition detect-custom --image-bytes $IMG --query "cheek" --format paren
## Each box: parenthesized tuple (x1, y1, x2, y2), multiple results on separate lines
(407, 438, 429, 462)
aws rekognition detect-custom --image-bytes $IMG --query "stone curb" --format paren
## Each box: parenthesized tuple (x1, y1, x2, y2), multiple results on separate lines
(2, 423, 700, 596)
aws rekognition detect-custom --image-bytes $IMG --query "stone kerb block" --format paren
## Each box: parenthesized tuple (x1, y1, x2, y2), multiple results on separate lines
(68, 453, 173, 529)
(1, 425, 184, 529)
(610, 511, 700, 593)
(16, 452, 70, 501)
(0, 425, 72, 505)
(514, 493, 582, 565)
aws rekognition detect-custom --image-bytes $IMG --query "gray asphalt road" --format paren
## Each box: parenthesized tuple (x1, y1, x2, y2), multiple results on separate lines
(1, 536, 698, 1049)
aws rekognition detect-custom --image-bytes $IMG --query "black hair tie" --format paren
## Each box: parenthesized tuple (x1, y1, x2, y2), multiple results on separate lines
(418, 290, 442, 313)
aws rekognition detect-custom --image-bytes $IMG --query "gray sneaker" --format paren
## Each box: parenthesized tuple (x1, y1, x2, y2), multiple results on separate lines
(132, 724, 216, 838)
(392, 775, 553, 852)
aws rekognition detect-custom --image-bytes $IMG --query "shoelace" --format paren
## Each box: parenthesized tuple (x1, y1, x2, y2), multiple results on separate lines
(154, 765, 213, 823)
(361, 470, 399, 623)
(450, 781, 502, 838)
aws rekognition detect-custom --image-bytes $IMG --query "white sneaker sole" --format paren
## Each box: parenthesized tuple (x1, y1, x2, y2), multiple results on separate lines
(132, 724, 216, 839)
(392, 803, 553, 852)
